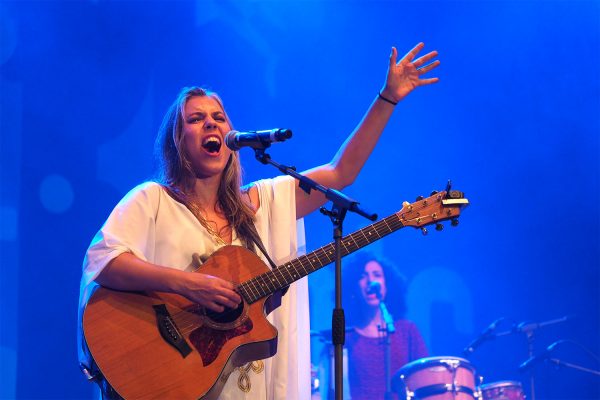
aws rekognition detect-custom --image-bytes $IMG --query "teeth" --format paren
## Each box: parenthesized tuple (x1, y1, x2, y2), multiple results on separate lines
(202, 136, 221, 146)
(202, 136, 222, 153)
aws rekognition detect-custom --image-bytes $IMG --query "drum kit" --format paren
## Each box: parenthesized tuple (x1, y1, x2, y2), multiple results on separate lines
(311, 315, 599, 399)
(392, 356, 526, 400)
(391, 314, 592, 400)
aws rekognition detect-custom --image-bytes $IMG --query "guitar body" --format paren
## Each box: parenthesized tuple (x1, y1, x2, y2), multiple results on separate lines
(83, 246, 279, 399)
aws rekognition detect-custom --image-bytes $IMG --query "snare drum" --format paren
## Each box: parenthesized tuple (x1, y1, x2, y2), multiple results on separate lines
(479, 381, 525, 400)
(393, 356, 478, 399)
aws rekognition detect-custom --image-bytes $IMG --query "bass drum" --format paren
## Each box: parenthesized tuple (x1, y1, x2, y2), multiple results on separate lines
(479, 381, 525, 400)
(393, 356, 478, 399)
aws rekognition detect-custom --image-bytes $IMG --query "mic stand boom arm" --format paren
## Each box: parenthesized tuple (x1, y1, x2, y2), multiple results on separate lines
(253, 150, 377, 221)
(253, 148, 377, 400)
(547, 358, 600, 377)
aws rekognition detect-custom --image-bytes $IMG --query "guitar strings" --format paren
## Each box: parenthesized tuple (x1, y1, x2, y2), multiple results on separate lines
(167, 216, 407, 336)
(164, 213, 413, 336)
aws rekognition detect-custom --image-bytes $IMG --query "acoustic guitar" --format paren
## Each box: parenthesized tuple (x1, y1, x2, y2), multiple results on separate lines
(83, 188, 469, 399)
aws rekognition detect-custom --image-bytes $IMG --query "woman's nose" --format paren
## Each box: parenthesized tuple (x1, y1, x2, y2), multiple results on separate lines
(204, 117, 218, 130)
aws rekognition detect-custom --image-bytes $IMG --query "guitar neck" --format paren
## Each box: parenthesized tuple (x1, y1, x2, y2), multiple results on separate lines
(238, 212, 404, 304)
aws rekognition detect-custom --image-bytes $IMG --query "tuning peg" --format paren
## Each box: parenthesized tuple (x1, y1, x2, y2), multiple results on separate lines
(451, 218, 459, 227)
(435, 223, 444, 231)
(416, 195, 424, 201)
(421, 227, 428, 236)
(430, 190, 438, 196)
(402, 201, 413, 212)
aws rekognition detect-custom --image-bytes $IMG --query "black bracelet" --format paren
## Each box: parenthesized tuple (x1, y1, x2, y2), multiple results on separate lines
(378, 91, 398, 106)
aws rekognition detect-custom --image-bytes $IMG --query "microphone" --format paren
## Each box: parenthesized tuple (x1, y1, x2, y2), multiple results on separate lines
(366, 281, 382, 299)
(463, 317, 505, 355)
(224, 129, 292, 151)
(519, 340, 563, 372)
(513, 315, 575, 334)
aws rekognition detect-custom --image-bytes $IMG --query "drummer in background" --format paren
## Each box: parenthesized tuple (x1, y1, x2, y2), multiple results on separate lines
(317, 249, 428, 399)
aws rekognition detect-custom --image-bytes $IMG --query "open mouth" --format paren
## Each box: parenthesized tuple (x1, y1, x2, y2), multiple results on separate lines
(202, 136, 222, 154)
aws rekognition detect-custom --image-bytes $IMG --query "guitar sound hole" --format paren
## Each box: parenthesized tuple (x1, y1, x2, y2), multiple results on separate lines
(205, 302, 244, 324)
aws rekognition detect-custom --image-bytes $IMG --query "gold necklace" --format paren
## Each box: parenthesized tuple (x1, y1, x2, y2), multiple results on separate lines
(164, 186, 229, 246)
(185, 200, 228, 246)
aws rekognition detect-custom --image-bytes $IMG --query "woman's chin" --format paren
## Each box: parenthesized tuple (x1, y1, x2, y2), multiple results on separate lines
(365, 298, 380, 307)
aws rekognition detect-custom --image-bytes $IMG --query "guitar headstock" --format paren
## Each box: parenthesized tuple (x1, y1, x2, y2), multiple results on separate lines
(397, 189, 469, 234)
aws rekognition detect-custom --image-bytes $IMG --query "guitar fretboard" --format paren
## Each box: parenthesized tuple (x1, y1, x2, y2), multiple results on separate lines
(237, 212, 405, 304)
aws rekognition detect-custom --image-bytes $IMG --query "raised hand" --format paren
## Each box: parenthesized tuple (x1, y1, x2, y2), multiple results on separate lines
(381, 42, 440, 103)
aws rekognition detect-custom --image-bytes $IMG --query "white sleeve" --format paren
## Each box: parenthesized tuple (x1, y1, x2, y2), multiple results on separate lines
(78, 182, 163, 369)
(81, 182, 161, 288)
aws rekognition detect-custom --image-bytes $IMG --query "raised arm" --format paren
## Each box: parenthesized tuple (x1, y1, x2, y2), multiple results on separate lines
(294, 42, 440, 218)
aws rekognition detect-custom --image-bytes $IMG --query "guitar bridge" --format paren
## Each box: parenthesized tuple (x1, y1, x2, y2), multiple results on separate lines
(153, 304, 192, 358)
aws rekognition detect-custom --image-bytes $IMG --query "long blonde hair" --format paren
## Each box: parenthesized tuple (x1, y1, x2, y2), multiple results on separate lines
(154, 86, 259, 249)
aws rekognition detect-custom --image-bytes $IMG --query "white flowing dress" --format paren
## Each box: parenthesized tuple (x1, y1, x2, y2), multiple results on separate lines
(77, 176, 311, 399)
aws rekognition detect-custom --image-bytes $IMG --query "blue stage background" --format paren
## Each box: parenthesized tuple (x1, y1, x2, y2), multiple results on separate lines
(0, 1, 598, 399)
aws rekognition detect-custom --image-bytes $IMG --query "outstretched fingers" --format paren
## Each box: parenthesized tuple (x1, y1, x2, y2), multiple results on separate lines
(417, 60, 441, 76)
(389, 46, 398, 68)
(412, 50, 438, 68)
(419, 77, 440, 86)
(412, 48, 440, 84)
(400, 42, 425, 64)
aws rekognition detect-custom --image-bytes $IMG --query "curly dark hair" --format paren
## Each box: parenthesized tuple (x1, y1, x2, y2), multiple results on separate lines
(342, 249, 408, 327)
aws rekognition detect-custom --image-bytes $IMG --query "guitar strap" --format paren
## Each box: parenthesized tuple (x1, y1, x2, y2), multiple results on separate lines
(248, 221, 278, 270)
(247, 221, 290, 298)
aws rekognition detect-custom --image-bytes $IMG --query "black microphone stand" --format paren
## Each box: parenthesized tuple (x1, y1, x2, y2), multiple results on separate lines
(376, 295, 395, 400)
(547, 358, 600, 377)
(462, 317, 505, 356)
(493, 315, 574, 400)
(253, 148, 377, 400)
